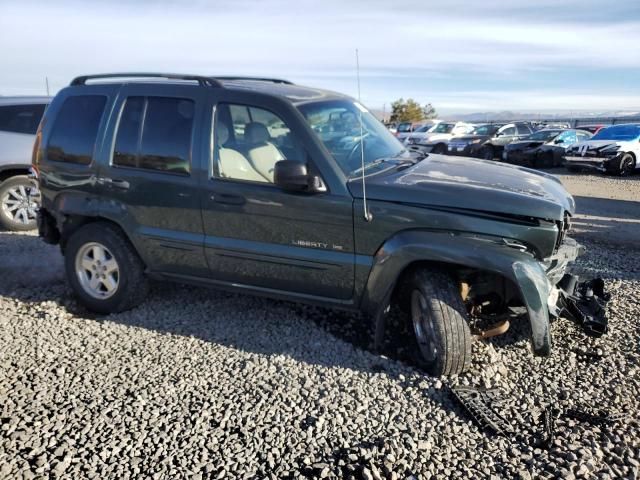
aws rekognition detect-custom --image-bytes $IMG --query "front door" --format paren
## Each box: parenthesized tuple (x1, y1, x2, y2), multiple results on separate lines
(97, 84, 208, 276)
(200, 96, 355, 301)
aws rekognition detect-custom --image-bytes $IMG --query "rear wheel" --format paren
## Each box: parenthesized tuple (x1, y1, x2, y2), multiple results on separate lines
(65, 222, 149, 314)
(408, 269, 472, 376)
(0, 175, 40, 231)
(606, 153, 635, 176)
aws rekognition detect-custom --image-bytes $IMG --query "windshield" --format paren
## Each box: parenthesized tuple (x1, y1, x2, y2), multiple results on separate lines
(298, 100, 408, 176)
(470, 124, 500, 136)
(429, 123, 454, 133)
(397, 122, 413, 132)
(527, 129, 563, 141)
(592, 124, 640, 141)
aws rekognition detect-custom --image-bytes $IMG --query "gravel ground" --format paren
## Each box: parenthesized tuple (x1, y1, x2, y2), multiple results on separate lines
(1, 174, 639, 479)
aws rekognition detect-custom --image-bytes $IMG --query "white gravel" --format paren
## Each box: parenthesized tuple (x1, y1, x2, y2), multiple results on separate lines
(1, 174, 639, 479)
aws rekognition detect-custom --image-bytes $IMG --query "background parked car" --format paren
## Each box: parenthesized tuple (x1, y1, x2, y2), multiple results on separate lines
(446, 123, 505, 157)
(574, 124, 606, 135)
(395, 120, 438, 142)
(405, 121, 474, 153)
(564, 123, 640, 176)
(503, 128, 592, 168)
(474, 122, 535, 160)
(0, 96, 50, 230)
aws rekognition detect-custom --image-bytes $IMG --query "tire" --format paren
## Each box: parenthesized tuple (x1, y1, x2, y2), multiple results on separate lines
(0, 175, 40, 231)
(431, 143, 447, 154)
(606, 153, 635, 177)
(64, 222, 149, 314)
(480, 146, 494, 160)
(408, 269, 472, 376)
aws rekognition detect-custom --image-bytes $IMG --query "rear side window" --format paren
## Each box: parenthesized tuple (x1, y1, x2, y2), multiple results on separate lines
(47, 95, 106, 165)
(113, 96, 193, 175)
(516, 124, 531, 135)
(0, 104, 47, 134)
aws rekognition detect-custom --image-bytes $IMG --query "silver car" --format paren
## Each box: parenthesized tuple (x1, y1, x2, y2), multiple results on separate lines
(0, 96, 50, 230)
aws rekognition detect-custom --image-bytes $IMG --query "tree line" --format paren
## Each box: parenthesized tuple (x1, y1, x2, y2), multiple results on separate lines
(389, 98, 437, 123)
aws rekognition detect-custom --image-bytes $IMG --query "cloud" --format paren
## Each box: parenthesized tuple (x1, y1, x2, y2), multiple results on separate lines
(1, 0, 639, 112)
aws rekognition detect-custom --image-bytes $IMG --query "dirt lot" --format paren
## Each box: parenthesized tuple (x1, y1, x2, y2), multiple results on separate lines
(1, 171, 639, 479)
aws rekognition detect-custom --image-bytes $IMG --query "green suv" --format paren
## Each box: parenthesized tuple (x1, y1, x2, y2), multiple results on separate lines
(35, 73, 583, 376)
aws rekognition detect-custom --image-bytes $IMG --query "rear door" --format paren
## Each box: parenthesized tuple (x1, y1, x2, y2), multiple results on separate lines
(97, 84, 208, 276)
(200, 93, 355, 301)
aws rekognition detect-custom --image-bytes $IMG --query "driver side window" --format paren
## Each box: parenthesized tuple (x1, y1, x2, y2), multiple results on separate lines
(213, 103, 305, 184)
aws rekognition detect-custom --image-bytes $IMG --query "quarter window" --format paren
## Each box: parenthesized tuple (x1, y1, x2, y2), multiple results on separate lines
(47, 95, 106, 165)
(0, 104, 47, 135)
(113, 96, 194, 175)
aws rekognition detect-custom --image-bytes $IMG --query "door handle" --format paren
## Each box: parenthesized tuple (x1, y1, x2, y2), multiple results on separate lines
(211, 193, 245, 205)
(98, 177, 130, 190)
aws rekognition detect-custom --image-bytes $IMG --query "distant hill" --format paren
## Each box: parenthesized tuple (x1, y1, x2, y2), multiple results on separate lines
(441, 110, 640, 122)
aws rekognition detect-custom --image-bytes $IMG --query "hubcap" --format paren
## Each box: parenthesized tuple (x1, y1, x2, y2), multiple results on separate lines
(75, 242, 120, 299)
(1, 183, 40, 225)
(411, 290, 438, 362)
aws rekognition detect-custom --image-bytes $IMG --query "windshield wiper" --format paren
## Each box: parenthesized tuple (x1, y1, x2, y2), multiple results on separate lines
(350, 158, 388, 176)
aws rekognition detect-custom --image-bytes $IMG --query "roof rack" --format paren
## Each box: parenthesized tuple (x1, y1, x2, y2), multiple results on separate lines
(214, 76, 294, 85)
(70, 73, 224, 87)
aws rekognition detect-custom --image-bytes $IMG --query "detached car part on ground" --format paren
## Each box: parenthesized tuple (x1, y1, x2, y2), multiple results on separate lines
(0, 97, 50, 231)
(503, 129, 593, 169)
(35, 73, 608, 377)
(564, 123, 640, 176)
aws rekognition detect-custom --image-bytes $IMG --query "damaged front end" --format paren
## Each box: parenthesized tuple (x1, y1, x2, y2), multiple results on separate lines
(544, 237, 610, 339)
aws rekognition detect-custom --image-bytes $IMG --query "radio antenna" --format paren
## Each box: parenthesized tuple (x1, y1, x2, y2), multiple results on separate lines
(356, 49, 372, 222)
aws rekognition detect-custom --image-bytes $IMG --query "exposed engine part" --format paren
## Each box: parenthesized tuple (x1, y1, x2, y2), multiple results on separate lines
(449, 386, 513, 437)
(473, 319, 510, 340)
(557, 275, 610, 336)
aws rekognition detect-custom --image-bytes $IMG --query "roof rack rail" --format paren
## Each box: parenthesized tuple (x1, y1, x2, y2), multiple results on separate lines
(70, 73, 223, 87)
(214, 76, 294, 85)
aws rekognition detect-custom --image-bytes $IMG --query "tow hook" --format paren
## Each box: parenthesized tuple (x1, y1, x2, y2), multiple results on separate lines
(557, 274, 610, 336)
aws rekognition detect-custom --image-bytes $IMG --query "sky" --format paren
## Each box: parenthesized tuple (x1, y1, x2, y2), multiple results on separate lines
(1, 0, 640, 115)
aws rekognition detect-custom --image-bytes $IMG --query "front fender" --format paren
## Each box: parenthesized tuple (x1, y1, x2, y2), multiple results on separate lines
(362, 230, 552, 356)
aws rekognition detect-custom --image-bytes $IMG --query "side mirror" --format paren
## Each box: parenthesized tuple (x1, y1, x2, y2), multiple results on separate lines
(274, 160, 325, 193)
(554, 138, 564, 144)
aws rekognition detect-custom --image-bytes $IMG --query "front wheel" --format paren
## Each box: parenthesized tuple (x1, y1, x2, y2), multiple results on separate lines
(65, 222, 149, 314)
(408, 269, 472, 376)
(606, 153, 635, 176)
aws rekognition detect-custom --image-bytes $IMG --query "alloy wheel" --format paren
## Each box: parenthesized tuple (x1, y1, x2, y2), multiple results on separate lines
(1, 184, 39, 226)
(411, 290, 438, 362)
(75, 242, 120, 299)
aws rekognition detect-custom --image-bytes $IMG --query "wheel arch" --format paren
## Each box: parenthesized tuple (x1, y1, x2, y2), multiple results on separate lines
(0, 167, 30, 183)
(362, 230, 553, 356)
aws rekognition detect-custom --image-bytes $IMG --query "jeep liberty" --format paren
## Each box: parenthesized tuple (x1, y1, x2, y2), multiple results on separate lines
(35, 73, 589, 376)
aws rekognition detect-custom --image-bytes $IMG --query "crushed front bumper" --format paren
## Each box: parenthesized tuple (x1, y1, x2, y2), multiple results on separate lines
(543, 237, 609, 338)
(563, 156, 607, 172)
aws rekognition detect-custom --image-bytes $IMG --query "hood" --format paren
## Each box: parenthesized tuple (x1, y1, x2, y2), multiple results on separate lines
(348, 154, 574, 221)
(506, 140, 545, 151)
(449, 134, 489, 144)
(419, 133, 452, 143)
(567, 139, 625, 152)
